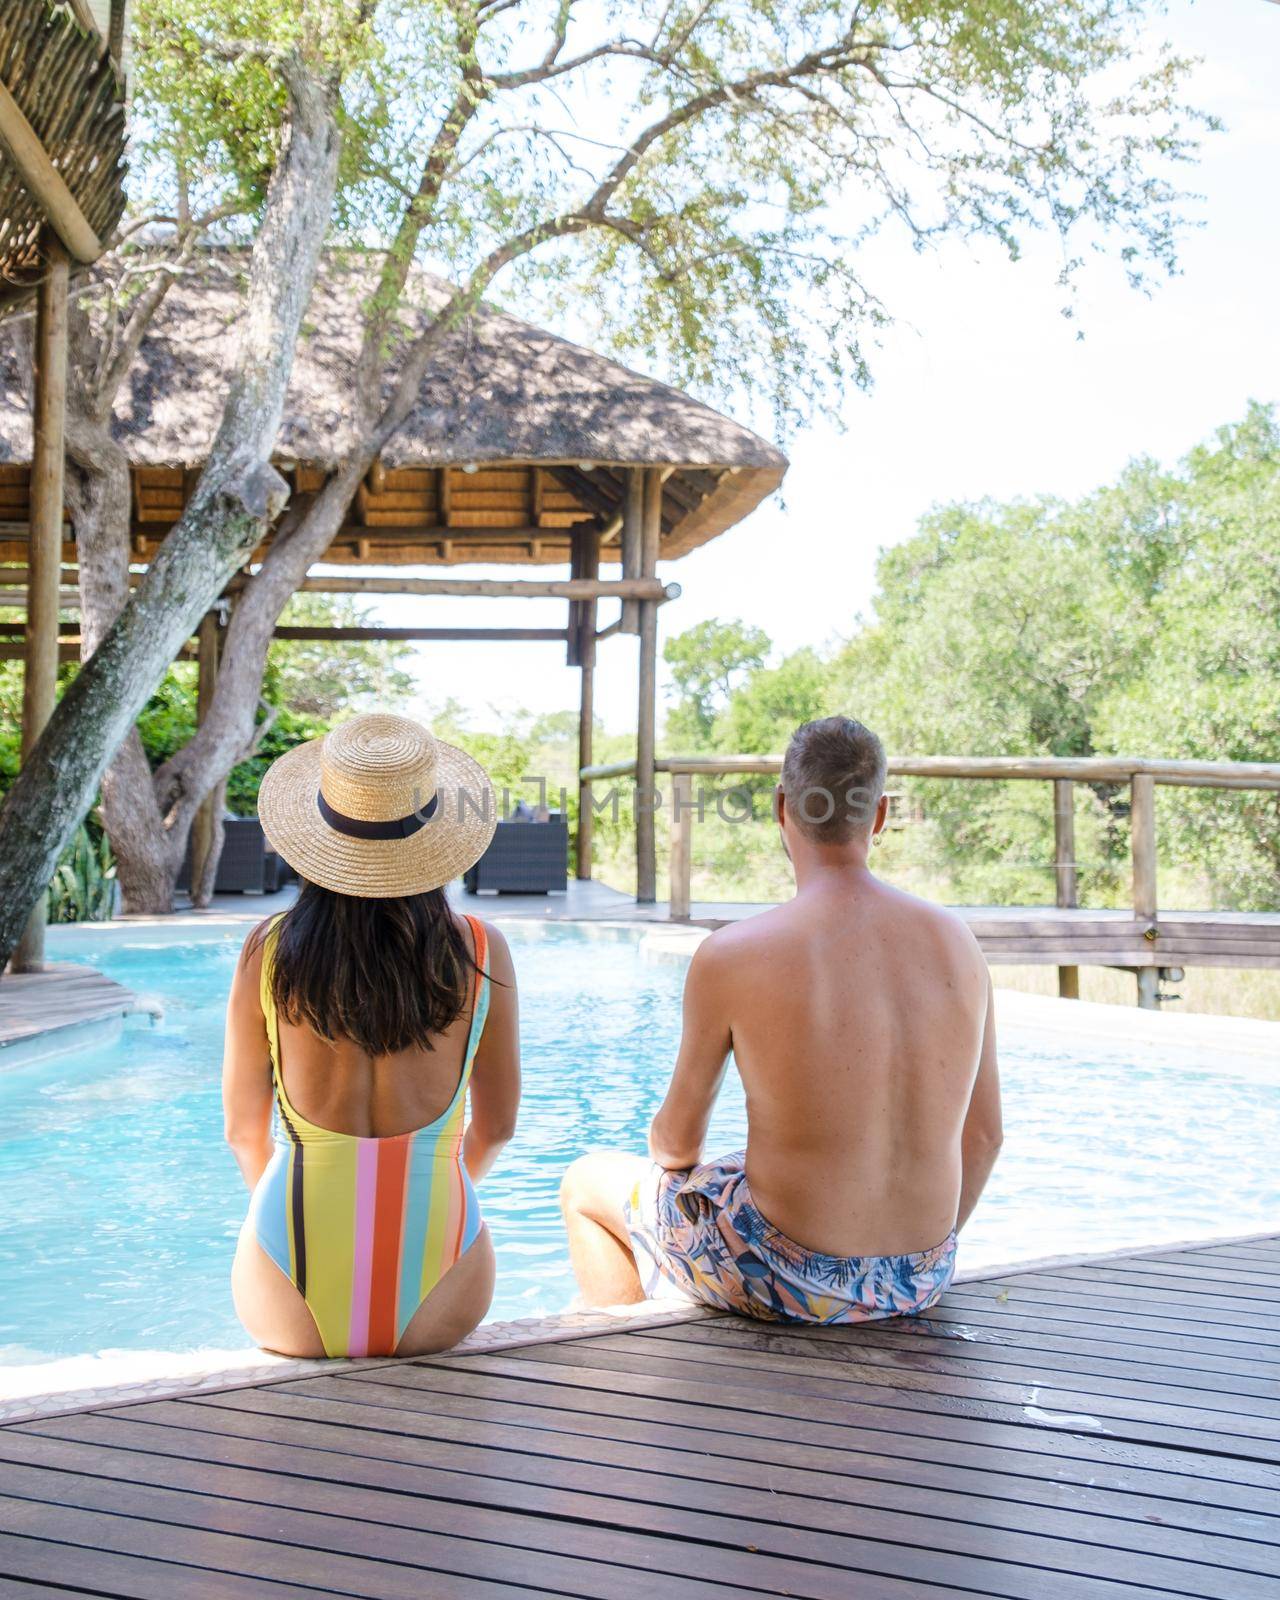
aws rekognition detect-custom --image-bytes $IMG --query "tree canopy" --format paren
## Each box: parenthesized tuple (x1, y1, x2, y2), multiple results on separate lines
(662, 405, 1280, 910)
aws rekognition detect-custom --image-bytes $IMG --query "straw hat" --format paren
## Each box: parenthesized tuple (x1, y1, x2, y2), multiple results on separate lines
(257, 713, 496, 898)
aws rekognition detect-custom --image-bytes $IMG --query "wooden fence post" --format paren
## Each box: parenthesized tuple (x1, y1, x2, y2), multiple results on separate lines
(1054, 778, 1079, 999)
(1130, 772, 1158, 1009)
(669, 770, 693, 921)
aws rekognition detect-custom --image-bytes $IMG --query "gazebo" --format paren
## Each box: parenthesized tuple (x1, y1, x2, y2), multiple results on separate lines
(0, 0, 127, 968)
(0, 254, 788, 902)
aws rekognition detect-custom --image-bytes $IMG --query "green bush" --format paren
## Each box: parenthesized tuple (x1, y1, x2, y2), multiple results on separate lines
(47, 824, 117, 923)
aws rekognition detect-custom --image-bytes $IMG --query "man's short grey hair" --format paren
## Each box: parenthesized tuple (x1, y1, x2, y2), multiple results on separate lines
(780, 716, 887, 844)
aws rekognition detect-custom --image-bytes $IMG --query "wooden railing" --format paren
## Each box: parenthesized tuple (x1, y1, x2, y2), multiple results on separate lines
(579, 753, 1280, 1000)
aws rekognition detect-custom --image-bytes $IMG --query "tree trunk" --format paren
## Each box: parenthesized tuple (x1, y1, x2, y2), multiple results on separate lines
(190, 779, 227, 909)
(67, 392, 183, 914)
(0, 60, 343, 967)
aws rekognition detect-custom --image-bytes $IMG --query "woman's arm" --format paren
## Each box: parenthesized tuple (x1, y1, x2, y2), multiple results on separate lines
(649, 936, 732, 1171)
(463, 922, 520, 1184)
(222, 925, 276, 1190)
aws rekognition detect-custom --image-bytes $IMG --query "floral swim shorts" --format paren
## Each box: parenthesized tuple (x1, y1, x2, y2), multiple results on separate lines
(624, 1151, 957, 1324)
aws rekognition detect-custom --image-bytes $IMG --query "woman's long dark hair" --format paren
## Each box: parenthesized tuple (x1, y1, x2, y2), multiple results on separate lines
(268, 882, 481, 1056)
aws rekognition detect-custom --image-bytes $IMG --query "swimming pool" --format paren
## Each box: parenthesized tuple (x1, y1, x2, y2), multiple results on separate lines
(2, 920, 1279, 1367)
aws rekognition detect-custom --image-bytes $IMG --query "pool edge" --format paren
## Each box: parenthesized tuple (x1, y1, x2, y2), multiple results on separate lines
(4, 1225, 1277, 1429)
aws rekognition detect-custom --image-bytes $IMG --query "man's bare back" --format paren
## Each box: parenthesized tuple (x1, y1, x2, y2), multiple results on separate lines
(562, 715, 1002, 1319)
(674, 872, 995, 1257)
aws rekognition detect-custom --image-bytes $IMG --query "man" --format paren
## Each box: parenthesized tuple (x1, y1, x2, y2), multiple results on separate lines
(561, 715, 1002, 1323)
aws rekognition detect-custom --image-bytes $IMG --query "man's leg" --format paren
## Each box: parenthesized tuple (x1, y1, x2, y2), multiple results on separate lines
(560, 1152, 651, 1307)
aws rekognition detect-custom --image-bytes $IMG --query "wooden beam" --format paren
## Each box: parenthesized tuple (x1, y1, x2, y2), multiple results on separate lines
(272, 626, 569, 643)
(0, 81, 103, 263)
(12, 241, 69, 973)
(439, 468, 453, 527)
(585, 752, 1280, 792)
(295, 576, 674, 601)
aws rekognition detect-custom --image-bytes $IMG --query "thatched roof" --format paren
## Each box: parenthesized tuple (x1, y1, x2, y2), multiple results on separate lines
(0, 0, 127, 311)
(0, 252, 787, 563)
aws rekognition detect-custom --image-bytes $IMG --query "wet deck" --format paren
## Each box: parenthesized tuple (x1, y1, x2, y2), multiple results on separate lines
(0, 962, 137, 1054)
(0, 1233, 1276, 1597)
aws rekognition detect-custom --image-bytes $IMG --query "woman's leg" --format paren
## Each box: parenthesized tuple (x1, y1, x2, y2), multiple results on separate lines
(231, 1221, 326, 1358)
(560, 1151, 651, 1307)
(394, 1226, 496, 1356)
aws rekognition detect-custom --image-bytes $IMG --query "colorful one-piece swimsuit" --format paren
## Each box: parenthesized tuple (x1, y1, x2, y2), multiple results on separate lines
(248, 915, 490, 1357)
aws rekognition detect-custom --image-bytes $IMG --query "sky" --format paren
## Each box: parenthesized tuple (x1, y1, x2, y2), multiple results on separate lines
(339, 0, 1280, 738)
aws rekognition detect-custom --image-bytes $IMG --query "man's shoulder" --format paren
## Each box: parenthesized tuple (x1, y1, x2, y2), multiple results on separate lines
(875, 882, 986, 967)
(687, 905, 796, 976)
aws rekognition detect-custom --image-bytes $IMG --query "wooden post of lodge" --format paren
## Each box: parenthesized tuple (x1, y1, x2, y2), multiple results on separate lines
(635, 468, 662, 903)
(11, 238, 69, 973)
(1054, 778, 1079, 1000)
(188, 610, 222, 900)
(619, 468, 644, 636)
(573, 527, 600, 879)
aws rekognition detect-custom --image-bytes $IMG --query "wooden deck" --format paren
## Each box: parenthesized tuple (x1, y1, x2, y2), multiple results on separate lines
(0, 962, 137, 1053)
(0, 1234, 1276, 1597)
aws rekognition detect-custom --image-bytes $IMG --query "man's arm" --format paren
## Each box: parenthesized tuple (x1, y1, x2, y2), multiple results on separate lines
(956, 977, 1003, 1231)
(648, 938, 733, 1171)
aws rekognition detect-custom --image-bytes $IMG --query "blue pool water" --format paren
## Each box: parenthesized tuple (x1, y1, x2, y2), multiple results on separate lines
(2, 922, 1279, 1366)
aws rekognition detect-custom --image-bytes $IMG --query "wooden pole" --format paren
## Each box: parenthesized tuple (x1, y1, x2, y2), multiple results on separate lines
(0, 85, 102, 263)
(669, 769, 693, 920)
(1130, 772, 1158, 1009)
(1053, 778, 1079, 1000)
(619, 468, 644, 635)
(188, 612, 222, 900)
(12, 240, 70, 973)
(635, 469, 662, 903)
(576, 528, 599, 880)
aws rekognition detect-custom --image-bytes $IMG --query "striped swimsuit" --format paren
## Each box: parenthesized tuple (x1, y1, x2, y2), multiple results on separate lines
(248, 915, 489, 1357)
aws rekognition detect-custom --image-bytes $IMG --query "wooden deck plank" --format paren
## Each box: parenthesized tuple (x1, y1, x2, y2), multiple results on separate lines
(407, 1345, 1280, 1459)
(0, 1533, 324, 1600)
(918, 1299, 1280, 1366)
(317, 1363, 1280, 1495)
(0, 963, 135, 1050)
(641, 1315, 1280, 1398)
(577, 1325, 1280, 1421)
(24, 1403, 1272, 1555)
(188, 1379, 1280, 1516)
(25, 1401, 1273, 1574)
(1046, 1259, 1280, 1298)
(942, 1284, 1280, 1345)
(3, 1235, 1277, 1597)
(0, 1477, 758, 1600)
(0, 1423, 1236, 1600)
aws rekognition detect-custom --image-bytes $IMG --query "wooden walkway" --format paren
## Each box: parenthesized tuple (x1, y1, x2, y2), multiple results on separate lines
(0, 962, 137, 1052)
(0, 1235, 1277, 1597)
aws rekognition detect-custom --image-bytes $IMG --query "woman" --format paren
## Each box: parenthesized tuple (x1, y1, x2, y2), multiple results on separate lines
(222, 713, 519, 1358)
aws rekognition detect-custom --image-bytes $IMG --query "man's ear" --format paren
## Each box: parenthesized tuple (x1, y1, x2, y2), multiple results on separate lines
(872, 791, 890, 837)
(774, 786, 786, 827)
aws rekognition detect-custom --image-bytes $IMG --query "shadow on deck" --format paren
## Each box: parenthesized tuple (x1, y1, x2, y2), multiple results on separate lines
(0, 1234, 1276, 1597)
